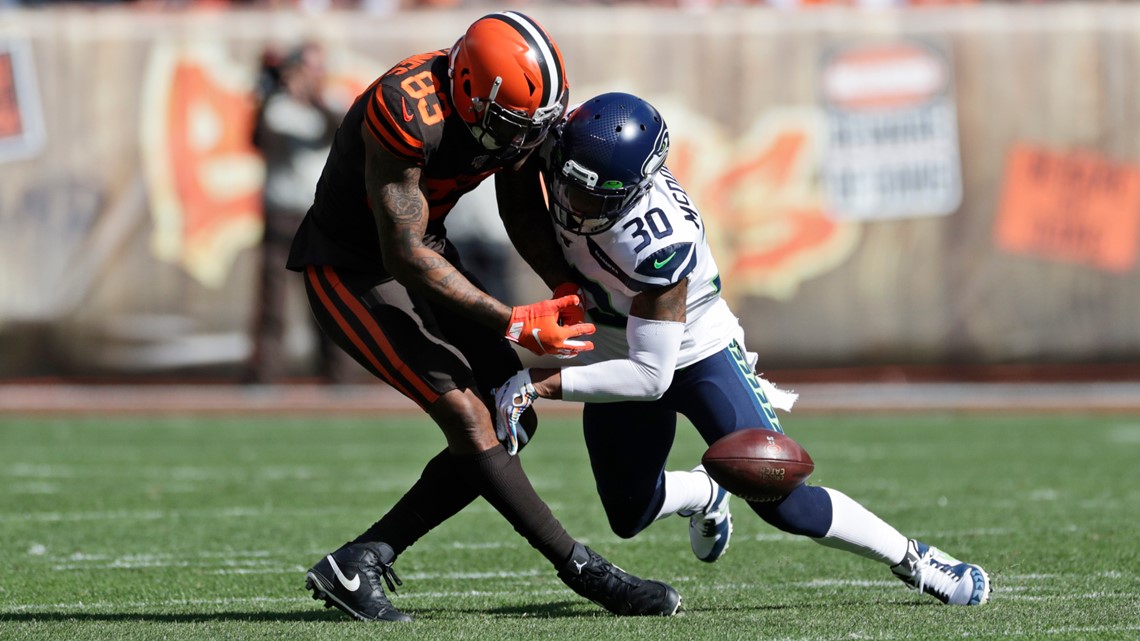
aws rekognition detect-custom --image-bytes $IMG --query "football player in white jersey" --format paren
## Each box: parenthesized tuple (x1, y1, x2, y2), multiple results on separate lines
(495, 92, 990, 607)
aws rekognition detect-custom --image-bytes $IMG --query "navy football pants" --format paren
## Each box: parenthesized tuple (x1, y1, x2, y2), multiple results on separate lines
(583, 340, 832, 539)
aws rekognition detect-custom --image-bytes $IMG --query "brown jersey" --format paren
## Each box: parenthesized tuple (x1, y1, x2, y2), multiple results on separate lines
(287, 50, 525, 274)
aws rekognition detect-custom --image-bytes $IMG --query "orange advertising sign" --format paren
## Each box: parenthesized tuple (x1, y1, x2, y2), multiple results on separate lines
(141, 44, 264, 288)
(141, 44, 373, 288)
(822, 41, 948, 111)
(695, 109, 860, 301)
(0, 52, 22, 138)
(995, 144, 1140, 273)
(0, 39, 45, 162)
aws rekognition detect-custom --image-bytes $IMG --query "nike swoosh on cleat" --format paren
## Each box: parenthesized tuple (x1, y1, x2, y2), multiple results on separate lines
(654, 252, 677, 269)
(328, 555, 361, 592)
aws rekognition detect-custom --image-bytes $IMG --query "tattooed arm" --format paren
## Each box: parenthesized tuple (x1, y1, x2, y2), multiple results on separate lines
(362, 122, 511, 330)
(627, 278, 689, 326)
(524, 279, 688, 401)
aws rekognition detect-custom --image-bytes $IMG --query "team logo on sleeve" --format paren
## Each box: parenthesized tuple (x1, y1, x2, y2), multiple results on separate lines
(636, 242, 695, 283)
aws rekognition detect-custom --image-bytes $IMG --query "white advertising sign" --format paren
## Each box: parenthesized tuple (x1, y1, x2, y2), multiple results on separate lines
(822, 40, 962, 220)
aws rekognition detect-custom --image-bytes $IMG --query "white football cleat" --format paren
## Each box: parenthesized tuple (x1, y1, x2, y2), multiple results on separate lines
(683, 466, 732, 563)
(891, 539, 991, 605)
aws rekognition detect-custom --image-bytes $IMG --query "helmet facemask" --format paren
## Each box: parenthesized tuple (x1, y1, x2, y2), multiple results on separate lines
(467, 78, 566, 153)
(549, 158, 647, 235)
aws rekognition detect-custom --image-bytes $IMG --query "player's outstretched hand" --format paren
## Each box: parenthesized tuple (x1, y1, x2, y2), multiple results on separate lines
(493, 369, 536, 456)
(506, 296, 595, 357)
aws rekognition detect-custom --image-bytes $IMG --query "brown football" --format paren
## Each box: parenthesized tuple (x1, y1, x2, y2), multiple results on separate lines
(701, 429, 814, 502)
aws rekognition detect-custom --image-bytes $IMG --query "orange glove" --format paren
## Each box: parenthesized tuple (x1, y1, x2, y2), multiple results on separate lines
(506, 295, 596, 357)
(552, 282, 586, 326)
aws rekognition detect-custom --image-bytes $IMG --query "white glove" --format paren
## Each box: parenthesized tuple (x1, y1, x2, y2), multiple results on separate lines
(493, 369, 537, 456)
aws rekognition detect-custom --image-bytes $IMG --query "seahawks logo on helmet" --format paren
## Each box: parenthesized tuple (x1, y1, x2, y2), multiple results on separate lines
(642, 129, 669, 180)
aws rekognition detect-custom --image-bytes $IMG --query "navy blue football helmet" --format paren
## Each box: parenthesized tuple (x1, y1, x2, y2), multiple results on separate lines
(545, 92, 669, 235)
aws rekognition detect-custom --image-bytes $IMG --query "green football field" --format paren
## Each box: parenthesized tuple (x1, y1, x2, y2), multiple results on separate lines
(2, 411, 1139, 640)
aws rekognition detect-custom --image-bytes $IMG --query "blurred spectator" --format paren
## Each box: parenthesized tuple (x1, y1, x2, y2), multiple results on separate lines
(244, 41, 353, 384)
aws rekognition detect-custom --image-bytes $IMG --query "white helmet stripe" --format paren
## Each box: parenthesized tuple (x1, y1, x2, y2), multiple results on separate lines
(489, 11, 562, 110)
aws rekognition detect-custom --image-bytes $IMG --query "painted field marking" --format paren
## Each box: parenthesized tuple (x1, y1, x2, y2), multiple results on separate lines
(1108, 424, 1140, 443)
(797, 579, 901, 588)
(0, 589, 573, 614)
(0, 500, 542, 523)
(1001, 592, 1139, 602)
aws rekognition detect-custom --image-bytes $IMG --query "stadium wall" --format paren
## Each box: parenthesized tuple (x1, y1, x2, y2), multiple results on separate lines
(0, 5, 1138, 376)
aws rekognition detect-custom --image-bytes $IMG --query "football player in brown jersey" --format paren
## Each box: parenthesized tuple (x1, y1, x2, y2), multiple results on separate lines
(289, 12, 680, 621)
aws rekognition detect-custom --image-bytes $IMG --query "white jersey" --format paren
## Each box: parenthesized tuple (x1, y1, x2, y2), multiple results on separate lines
(556, 166, 744, 369)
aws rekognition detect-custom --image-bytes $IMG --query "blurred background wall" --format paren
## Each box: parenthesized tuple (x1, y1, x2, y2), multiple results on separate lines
(0, 3, 1138, 379)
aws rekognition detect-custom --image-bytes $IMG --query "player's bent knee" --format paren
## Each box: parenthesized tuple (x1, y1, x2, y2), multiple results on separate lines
(600, 498, 654, 539)
(429, 390, 484, 424)
(748, 484, 832, 538)
(606, 516, 646, 540)
(427, 389, 497, 454)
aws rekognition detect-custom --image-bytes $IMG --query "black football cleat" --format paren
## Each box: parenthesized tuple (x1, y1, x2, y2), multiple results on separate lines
(557, 543, 681, 616)
(305, 541, 412, 622)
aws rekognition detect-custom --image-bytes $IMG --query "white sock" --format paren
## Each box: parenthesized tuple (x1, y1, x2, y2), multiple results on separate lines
(813, 487, 909, 565)
(654, 469, 714, 522)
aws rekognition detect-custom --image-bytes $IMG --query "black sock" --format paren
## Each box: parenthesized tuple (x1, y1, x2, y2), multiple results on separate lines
(458, 446, 576, 566)
(354, 448, 478, 554)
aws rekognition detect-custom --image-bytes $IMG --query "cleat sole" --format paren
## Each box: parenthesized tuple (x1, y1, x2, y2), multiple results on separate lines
(306, 571, 367, 621)
(968, 567, 991, 606)
(304, 569, 413, 622)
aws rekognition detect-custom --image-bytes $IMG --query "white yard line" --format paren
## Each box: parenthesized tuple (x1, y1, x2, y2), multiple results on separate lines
(0, 589, 571, 613)
(1000, 593, 1139, 601)
(0, 502, 530, 523)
